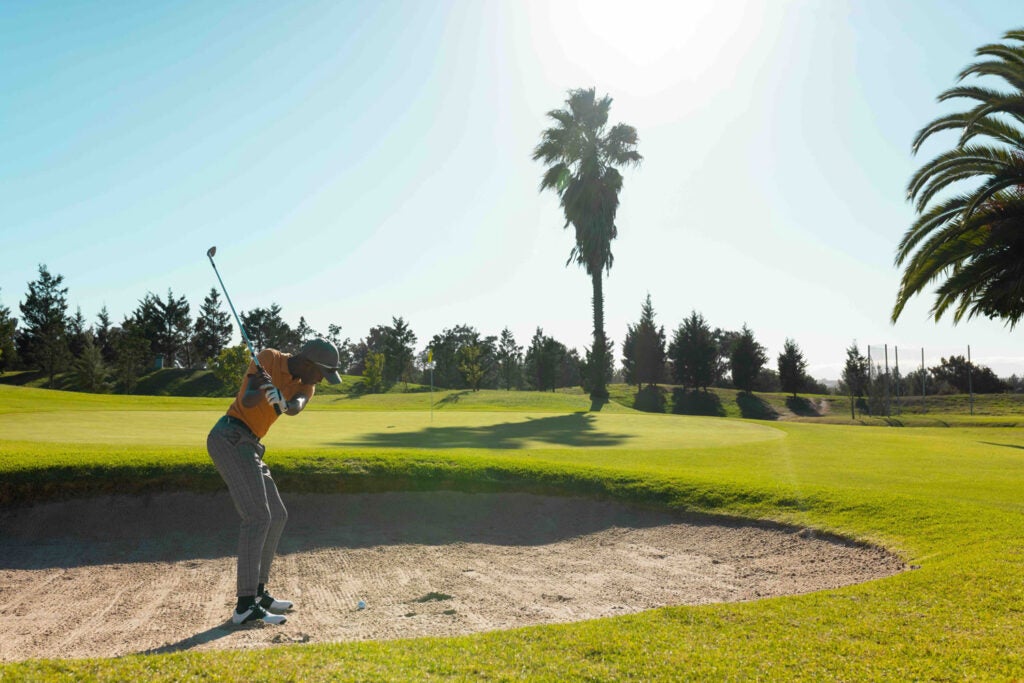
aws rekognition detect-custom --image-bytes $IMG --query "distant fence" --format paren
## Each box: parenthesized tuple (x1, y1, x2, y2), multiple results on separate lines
(863, 345, 981, 418)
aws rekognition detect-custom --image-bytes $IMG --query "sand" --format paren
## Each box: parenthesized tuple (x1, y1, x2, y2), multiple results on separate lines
(0, 491, 905, 661)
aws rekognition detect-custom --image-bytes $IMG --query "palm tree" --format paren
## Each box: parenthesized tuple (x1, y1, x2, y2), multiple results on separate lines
(533, 88, 642, 400)
(894, 29, 1024, 327)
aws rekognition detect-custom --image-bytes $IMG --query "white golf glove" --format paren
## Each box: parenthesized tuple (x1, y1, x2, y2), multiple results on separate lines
(262, 384, 286, 413)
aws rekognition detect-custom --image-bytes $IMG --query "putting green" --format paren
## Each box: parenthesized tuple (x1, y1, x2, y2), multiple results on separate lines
(0, 409, 784, 450)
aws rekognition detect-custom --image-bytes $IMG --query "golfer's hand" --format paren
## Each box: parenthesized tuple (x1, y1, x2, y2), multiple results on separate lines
(262, 384, 286, 413)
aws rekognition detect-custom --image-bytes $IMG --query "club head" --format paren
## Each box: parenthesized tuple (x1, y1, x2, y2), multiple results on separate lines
(207, 246, 217, 258)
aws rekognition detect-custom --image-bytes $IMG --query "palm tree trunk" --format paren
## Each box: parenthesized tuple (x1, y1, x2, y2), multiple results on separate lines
(590, 270, 609, 401)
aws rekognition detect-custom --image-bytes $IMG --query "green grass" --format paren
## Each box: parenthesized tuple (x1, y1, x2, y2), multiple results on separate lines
(1, 384, 1023, 680)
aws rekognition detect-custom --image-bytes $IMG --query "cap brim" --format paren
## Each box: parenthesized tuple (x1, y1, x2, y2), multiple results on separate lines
(323, 368, 342, 385)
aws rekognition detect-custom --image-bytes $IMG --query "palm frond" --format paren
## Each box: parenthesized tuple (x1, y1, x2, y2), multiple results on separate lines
(957, 116, 1024, 150)
(908, 145, 1016, 211)
(959, 58, 1024, 93)
(895, 194, 971, 264)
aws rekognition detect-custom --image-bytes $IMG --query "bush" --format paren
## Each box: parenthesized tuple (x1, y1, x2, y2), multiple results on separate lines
(210, 344, 250, 394)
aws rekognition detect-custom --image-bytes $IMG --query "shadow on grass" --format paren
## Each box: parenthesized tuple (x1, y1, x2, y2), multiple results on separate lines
(634, 386, 667, 413)
(978, 441, 1024, 450)
(334, 412, 631, 449)
(736, 392, 778, 420)
(0, 370, 46, 386)
(785, 396, 822, 417)
(672, 389, 726, 417)
(134, 369, 225, 397)
(436, 390, 472, 406)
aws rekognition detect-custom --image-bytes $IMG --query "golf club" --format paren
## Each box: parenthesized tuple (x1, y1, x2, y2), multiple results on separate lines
(206, 246, 281, 414)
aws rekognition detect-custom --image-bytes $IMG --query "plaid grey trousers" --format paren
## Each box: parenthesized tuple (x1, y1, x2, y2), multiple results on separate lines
(206, 415, 288, 597)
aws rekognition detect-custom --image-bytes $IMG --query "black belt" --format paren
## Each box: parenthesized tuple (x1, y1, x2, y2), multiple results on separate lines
(223, 415, 259, 440)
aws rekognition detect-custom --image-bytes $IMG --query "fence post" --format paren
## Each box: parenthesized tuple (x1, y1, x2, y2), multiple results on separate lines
(867, 346, 873, 416)
(895, 346, 901, 416)
(968, 345, 974, 416)
(921, 347, 926, 414)
(884, 344, 890, 417)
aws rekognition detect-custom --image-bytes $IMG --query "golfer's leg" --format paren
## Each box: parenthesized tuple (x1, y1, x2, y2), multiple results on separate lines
(257, 452, 288, 586)
(207, 428, 271, 597)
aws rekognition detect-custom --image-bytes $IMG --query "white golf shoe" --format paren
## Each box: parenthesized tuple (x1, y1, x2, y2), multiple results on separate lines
(232, 602, 287, 625)
(258, 590, 294, 614)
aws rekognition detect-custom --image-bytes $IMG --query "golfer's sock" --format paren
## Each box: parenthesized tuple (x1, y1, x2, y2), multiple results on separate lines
(236, 596, 256, 613)
(257, 583, 265, 596)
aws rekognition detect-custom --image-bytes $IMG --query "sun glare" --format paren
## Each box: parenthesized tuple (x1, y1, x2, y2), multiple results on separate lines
(537, 1, 769, 90)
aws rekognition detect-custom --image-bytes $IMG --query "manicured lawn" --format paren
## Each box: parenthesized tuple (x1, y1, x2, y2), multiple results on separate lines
(1, 384, 1022, 680)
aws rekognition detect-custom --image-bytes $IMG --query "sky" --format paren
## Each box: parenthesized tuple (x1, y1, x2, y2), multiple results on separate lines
(3, 0, 1024, 380)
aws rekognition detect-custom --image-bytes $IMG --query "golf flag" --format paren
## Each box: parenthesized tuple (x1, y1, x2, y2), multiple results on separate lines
(428, 349, 433, 364)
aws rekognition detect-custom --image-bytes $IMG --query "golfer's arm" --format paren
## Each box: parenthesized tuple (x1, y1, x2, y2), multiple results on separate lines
(240, 374, 265, 408)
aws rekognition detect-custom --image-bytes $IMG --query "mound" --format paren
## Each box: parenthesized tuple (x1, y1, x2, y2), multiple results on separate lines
(0, 492, 904, 661)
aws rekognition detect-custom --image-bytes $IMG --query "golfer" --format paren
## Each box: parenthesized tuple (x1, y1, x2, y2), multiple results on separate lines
(207, 338, 343, 625)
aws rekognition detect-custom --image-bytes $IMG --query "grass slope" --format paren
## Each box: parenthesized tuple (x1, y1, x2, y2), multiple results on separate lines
(1, 384, 1023, 680)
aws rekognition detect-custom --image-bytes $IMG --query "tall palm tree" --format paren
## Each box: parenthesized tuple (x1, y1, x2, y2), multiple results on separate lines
(533, 88, 641, 400)
(894, 29, 1024, 327)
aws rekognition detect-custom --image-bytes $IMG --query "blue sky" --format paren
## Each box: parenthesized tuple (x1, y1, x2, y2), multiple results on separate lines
(2, 0, 1023, 379)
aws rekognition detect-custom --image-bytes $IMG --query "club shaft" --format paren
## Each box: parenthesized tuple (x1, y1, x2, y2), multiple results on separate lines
(207, 255, 265, 372)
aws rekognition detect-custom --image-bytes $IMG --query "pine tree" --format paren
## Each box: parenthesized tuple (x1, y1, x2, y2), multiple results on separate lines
(241, 303, 298, 353)
(111, 318, 150, 394)
(72, 332, 111, 393)
(777, 338, 808, 398)
(17, 265, 71, 387)
(496, 327, 523, 390)
(841, 342, 869, 398)
(156, 289, 191, 366)
(383, 316, 417, 388)
(621, 322, 638, 387)
(0, 289, 17, 373)
(95, 306, 115, 364)
(193, 288, 232, 365)
(669, 311, 718, 390)
(633, 294, 666, 388)
(68, 306, 89, 359)
(524, 327, 563, 392)
(729, 324, 767, 394)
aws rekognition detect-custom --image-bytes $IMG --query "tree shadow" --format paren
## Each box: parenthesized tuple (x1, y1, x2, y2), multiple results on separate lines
(436, 390, 471, 406)
(671, 389, 726, 417)
(589, 397, 608, 412)
(0, 491, 700, 570)
(736, 392, 778, 420)
(979, 441, 1024, 450)
(0, 370, 46, 386)
(334, 412, 631, 450)
(785, 396, 821, 417)
(634, 386, 667, 413)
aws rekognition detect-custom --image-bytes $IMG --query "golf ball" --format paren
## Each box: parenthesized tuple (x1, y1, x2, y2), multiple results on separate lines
(357, 600, 366, 610)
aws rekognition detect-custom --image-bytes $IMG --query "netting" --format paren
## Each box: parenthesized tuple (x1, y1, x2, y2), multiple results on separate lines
(860, 345, 979, 417)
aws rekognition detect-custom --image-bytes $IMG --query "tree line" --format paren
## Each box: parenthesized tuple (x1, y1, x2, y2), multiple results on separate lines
(839, 343, 1011, 401)
(619, 294, 829, 397)
(0, 265, 1014, 397)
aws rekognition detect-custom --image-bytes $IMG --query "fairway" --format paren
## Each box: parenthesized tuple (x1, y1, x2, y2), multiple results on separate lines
(1, 385, 1023, 680)
(0, 407, 785, 450)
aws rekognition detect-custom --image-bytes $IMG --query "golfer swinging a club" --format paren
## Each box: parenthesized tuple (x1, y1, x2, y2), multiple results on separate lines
(207, 338, 343, 625)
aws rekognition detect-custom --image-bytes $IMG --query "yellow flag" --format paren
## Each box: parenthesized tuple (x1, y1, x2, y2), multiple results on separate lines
(427, 349, 433, 363)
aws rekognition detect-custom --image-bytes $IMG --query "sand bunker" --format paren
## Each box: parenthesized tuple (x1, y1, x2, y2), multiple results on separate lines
(0, 491, 904, 661)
